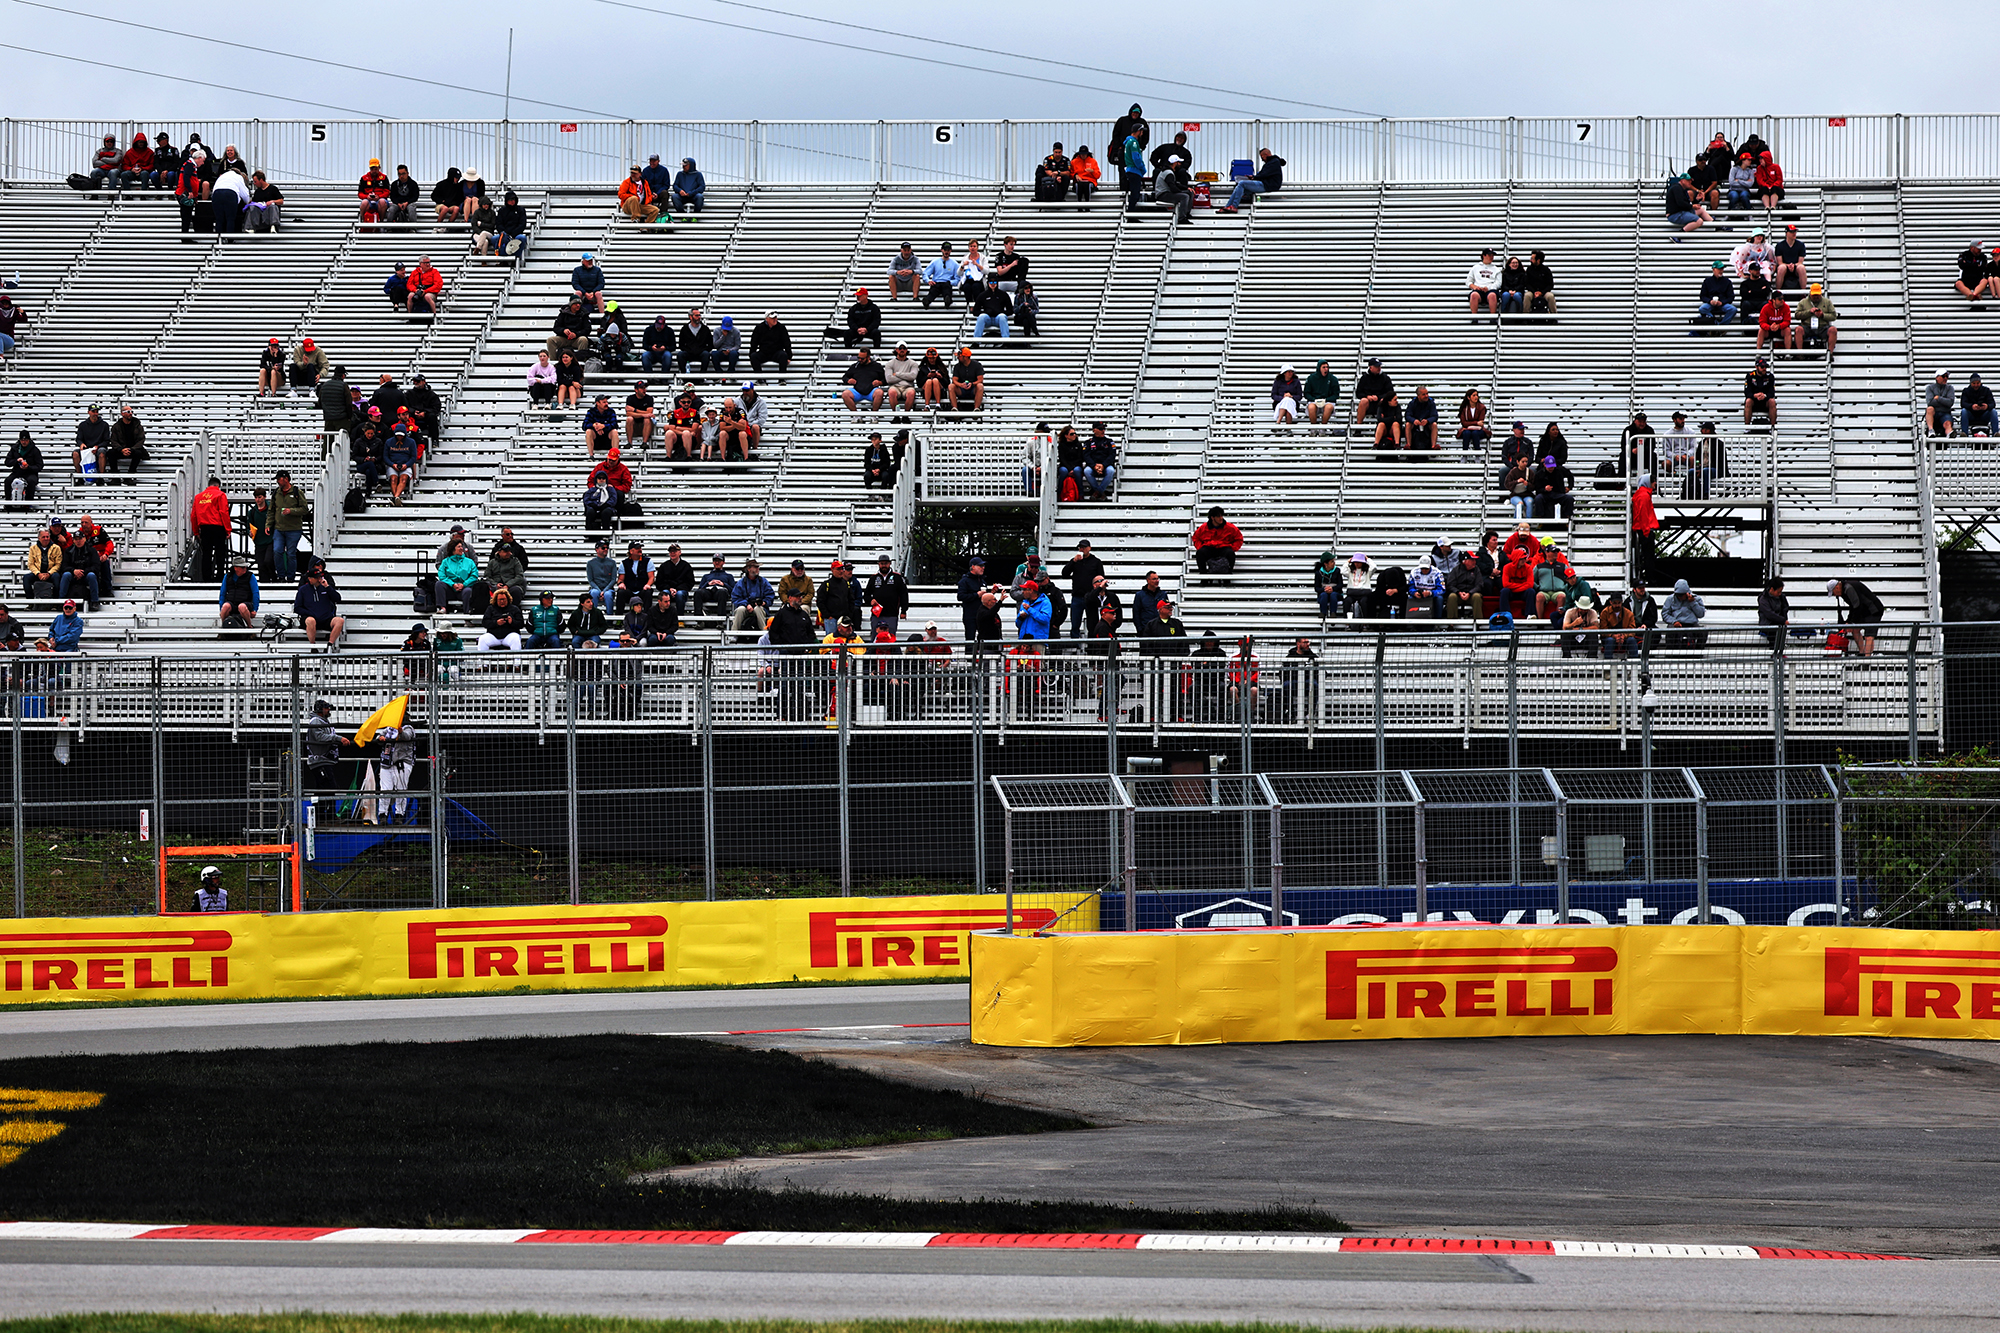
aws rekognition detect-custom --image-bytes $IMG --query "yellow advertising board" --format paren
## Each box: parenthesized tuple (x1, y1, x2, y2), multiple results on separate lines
(970, 924, 2000, 1046)
(0, 894, 1094, 1005)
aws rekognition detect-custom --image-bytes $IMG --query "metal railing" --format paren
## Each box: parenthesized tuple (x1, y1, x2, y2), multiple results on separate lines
(8, 115, 2000, 187)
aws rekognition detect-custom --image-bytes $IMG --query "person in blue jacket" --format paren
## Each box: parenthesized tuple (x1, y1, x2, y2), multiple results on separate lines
(671, 158, 705, 213)
(729, 557, 776, 640)
(1120, 131, 1147, 211)
(1015, 581, 1053, 640)
(46, 600, 83, 652)
(571, 253, 607, 312)
(217, 556, 259, 628)
(640, 154, 673, 200)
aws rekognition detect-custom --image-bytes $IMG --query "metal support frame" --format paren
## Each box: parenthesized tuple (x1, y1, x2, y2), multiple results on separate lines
(1403, 771, 1428, 922)
(288, 655, 303, 913)
(1374, 632, 1388, 893)
(1264, 772, 1285, 928)
(1121, 802, 1137, 933)
(1506, 631, 1521, 888)
(1640, 685, 1657, 887)
(11, 672, 23, 918)
(837, 653, 851, 897)
(700, 647, 717, 901)
(1772, 647, 1788, 880)
(1002, 806, 1014, 929)
(427, 660, 445, 911)
(1828, 764, 1845, 925)
(150, 658, 165, 913)
(1690, 767, 1712, 925)
(971, 656, 985, 893)
(564, 654, 581, 907)
(1544, 767, 1569, 922)
(1906, 626, 1922, 763)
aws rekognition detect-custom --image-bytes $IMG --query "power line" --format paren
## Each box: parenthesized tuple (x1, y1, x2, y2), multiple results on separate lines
(0, 40, 386, 117)
(696, 0, 1379, 118)
(8, 0, 630, 121)
(582, 0, 1268, 118)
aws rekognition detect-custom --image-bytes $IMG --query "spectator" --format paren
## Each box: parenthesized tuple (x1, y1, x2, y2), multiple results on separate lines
(494, 190, 529, 257)
(1015, 580, 1053, 640)
(865, 552, 909, 639)
(617, 380, 656, 448)
(1595, 592, 1639, 658)
(1310, 551, 1345, 620)
(1069, 145, 1101, 203)
(1628, 581, 1659, 639)
(0, 293, 25, 362)
(60, 521, 108, 607)
(671, 158, 705, 213)
(1271, 365, 1305, 425)
(949, 349, 985, 411)
(588, 447, 634, 506)
(1193, 506, 1242, 575)
(1665, 172, 1709, 233)
(676, 308, 714, 371)
(571, 253, 607, 313)
(1531, 455, 1575, 519)
(1754, 576, 1790, 648)
(817, 559, 861, 632)
(567, 595, 607, 649)
(1660, 579, 1707, 649)
(1533, 544, 1572, 620)
(45, 599, 84, 652)
(245, 172, 283, 232)
(583, 394, 621, 457)
(405, 373, 442, 442)
(1829, 577, 1885, 656)
(663, 385, 702, 458)
(526, 351, 558, 405)
(431, 168, 465, 222)
(405, 255, 443, 315)
(990, 236, 1029, 294)
(210, 159, 250, 233)
(71, 405, 110, 479)
(747, 310, 793, 375)
(835, 287, 882, 349)
(1632, 471, 1659, 568)
(145, 132, 179, 187)
(1755, 151, 1785, 211)
(87, 133, 121, 189)
(1790, 284, 1837, 355)
(484, 540, 528, 607)
(861, 432, 896, 489)
(383, 425, 418, 505)
(1697, 260, 1737, 324)
(5, 431, 43, 502)
(1498, 454, 1532, 520)
(1218, 147, 1284, 213)
(388, 164, 420, 222)
(208, 551, 259, 629)
(1774, 224, 1808, 290)
(922, 244, 961, 308)
(1523, 249, 1558, 313)
(1736, 264, 1772, 323)
(1734, 231, 1776, 283)
(727, 382, 767, 456)
(543, 352, 585, 414)
(905, 347, 946, 410)
(688, 555, 734, 619)
(1560, 596, 1600, 658)
(172, 148, 207, 233)
(1755, 290, 1790, 351)
(1926, 369, 1957, 438)
(187, 474, 232, 580)
(619, 165, 659, 223)
(1743, 356, 1779, 426)
(104, 406, 147, 477)
(255, 337, 289, 398)
(1011, 279, 1041, 338)
(1496, 544, 1535, 620)
(1723, 152, 1757, 215)
(1408, 555, 1443, 616)
(1082, 422, 1118, 499)
(548, 299, 591, 361)
(1466, 248, 1502, 314)
(709, 316, 740, 374)
(956, 557, 994, 648)
(1440, 549, 1482, 619)
(1957, 241, 1992, 301)
(1035, 143, 1073, 202)
(357, 159, 391, 221)
(627, 315, 670, 374)
(584, 541, 620, 612)
(614, 540, 655, 612)
(1153, 159, 1194, 224)
(1535, 422, 1570, 467)
(475, 587, 522, 651)
(1299, 360, 1341, 427)
(293, 567, 344, 649)
(973, 282, 1013, 338)
(1456, 388, 1490, 453)
(20, 528, 59, 600)
(1964, 372, 1998, 437)
(113, 133, 152, 190)
(840, 348, 886, 411)
(1497, 255, 1528, 314)
(517, 591, 562, 651)
(1059, 540, 1106, 639)
(1149, 131, 1192, 176)
(1405, 386, 1439, 451)
(1354, 357, 1394, 437)
(774, 556, 815, 610)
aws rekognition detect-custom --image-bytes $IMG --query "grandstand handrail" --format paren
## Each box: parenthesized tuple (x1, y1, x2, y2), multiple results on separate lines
(891, 445, 915, 570)
(1036, 433, 1056, 554)
(308, 433, 350, 562)
(1121, 210, 1178, 454)
(442, 196, 549, 475)
(160, 434, 207, 583)
(8, 114, 1997, 186)
(1893, 181, 1943, 624)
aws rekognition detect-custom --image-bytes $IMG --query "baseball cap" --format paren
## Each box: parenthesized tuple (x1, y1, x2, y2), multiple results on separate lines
(1366, 357, 1381, 367)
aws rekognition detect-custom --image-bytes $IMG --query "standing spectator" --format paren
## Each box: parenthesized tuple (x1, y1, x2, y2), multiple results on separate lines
(1060, 540, 1106, 639)
(1632, 471, 1659, 572)
(1303, 360, 1341, 427)
(671, 158, 705, 213)
(957, 556, 994, 648)
(1790, 284, 1837, 355)
(172, 148, 207, 234)
(1015, 581, 1053, 641)
(191, 475, 231, 580)
(817, 559, 862, 632)
(293, 568, 344, 649)
(1148, 131, 1192, 176)
(271, 470, 308, 582)
(1218, 148, 1284, 213)
(749, 311, 792, 374)
(1192, 507, 1242, 575)
(1523, 249, 1558, 312)
(210, 158, 250, 234)
(864, 552, 908, 639)
(1466, 248, 1502, 314)
(1404, 386, 1439, 451)
(949, 349, 985, 412)
(1271, 365, 1305, 425)
(1118, 122, 1148, 212)
(1743, 357, 1779, 426)
(1829, 577, 1885, 656)
(922, 244, 961, 308)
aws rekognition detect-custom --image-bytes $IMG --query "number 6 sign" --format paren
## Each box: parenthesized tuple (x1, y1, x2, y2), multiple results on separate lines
(934, 125, 954, 144)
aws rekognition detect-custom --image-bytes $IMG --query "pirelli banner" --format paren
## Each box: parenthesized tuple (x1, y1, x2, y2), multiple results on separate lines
(0, 895, 1090, 1004)
(969, 925, 2000, 1046)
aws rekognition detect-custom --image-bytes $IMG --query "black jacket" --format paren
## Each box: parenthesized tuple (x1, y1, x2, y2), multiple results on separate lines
(389, 177, 420, 207)
(1356, 370, 1393, 400)
(1060, 552, 1105, 594)
(552, 305, 591, 339)
(770, 603, 818, 646)
(678, 322, 714, 358)
(1757, 591, 1789, 627)
(864, 571, 909, 616)
(1700, 274, 1734, 305)
(1838, 580, 1885, 625)
(817, 576, 862, 627)
(1140, 617, 1189, 656)
(497, 201, 529, 233)
(749, 319, 792, 363)
(643, 320, 673, 352)
(406, 382, 442, 423)
(846, 299, 880, 332)
(5, 439, 43, 474)
(1254, 154, 1285, 190)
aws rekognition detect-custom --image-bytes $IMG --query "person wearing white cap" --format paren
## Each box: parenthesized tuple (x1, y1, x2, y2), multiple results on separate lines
(1271, 364, 1304, 424)
(1927, 369, 1956, 438)
(749, 311, 792, 375)
(196, 865, 228, 912)
(865, 550, 908, 640)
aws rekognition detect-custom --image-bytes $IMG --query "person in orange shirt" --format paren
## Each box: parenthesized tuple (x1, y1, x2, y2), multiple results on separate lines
(618, 165, 659, 223)
(1069, 145, 1102, 204)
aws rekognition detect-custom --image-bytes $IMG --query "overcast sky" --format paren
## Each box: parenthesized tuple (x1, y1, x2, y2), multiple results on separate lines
(3, 0, 1989, 125)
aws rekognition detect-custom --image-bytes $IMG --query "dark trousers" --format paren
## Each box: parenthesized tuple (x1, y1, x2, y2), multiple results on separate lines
(195, 525, 229, 581)
(1195, 548, 1236, 574)
(923, 282, 954, 308)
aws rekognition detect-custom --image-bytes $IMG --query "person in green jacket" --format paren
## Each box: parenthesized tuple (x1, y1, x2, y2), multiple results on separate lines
(271, 470, 309, 582)
(526, 590, 564, 649)
(436, 540, 478, 611)
(1303, 360, 1342, 426)
(1533, 546, 1573, 622)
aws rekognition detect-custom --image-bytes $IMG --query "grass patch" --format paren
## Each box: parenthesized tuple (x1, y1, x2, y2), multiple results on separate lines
(0, 1035, 1340, 1233)
(0, 1312, 1504, 1320)
(0, 1322, 1506, 1333)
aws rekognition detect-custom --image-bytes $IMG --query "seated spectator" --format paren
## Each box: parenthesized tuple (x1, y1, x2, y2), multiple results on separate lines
(1523, 249, 1558, 312)
(1083, 423, 1118, 499)
(1404, 386, 1439, 450)
(588, 447, 634, 503)
(484, 542, 527, 606)
(616, 541, 655, 612)
(1495, 255, 1528, 314)
(1153, 160, 1193, 224)
(245, 172, 283, 231)
(405, 255, 443, 315)
(622, 380, 656, 447)
(71, 405, 111, 479)
(0, 292, 26, 361)
(104, 406, 147, 477)
(1354, 358, 1396, 441)
(584, 540, 620, 611)
(677, 308, 715, 371)
(1531, 455, 1575, 519)
(949, 349, 985, 411)
(1217, 147, 1283, 213)
(1598, 592, 1639, 657)
(1957, 241, 1992, 301)
(357, 160, 392, 221)
(112, 133, 154, 189)
(1408, 556, 1442, 616)
(1755, 292, 1790, 351)
(729, 558, 775, 638)
(554, 351, 585, 409)
(1456, 388, 1490, 452)
(45, 599, 84, 652)
(548, 299, 591, 361)
(460, 166, 487, 216)
(671, 158, 705, 213)
(862, 432, 896, 489)
(1311, 551, 1345, 620)
(1661, 579, 1707, 648)
(468, 197, 502, 253)
(1466, 249, 1501, 314)
(887, 242, 921, 299)
(990, 236, 1029, 294)
(1734, 231, 1776, 283)
(1926, 369, 1956, 437)
(478, 587, 524, 650)
(293, 568, 344, 649)
(922, 244, 961, 308)
(1755, 151, 1785, 210)
(1444, 550, 1483, 619)
(289, 338, 326, 393)
(916, 347, 950, 407)
(664, 386, 702, 458)
(1533, 544, 1572, 620)
(1271, 365, 1305, 424)
(495, 191, 529, 256)
(640, 591, 679, 646)
(877, 344, 920, 416)
(1756, 577, 1790, 648)
(688, 555, 734, 618)
(973, 282, 1013, 338)
(1829, 576, 1885, 656)
(388, 164, 420, 222)
(145, 132, 179, 188)
(729, 383, 767, 455)
(1192, 506, 1242, 575)
(583, 394, 621, 456)
(257, 337, 288, 397)
(1664, 173, 1708, 233)
(431, 168, 465, 222)
(519, 591, 561, 649)
(1035, 143, 1073, 202)
(1070, 145, 1102, 202)
(1790, 284, 1837, 354)
(526, 351, 558, 404)
(5, 431, 44, 502)
(1774, 224, 1808, 290)
(1560, 597, 1600, 657)
(21, 527, 59, 599)
(711, 316, 740, 373)
(1499, 455, 1532, 520)
(634, 315, 672, 373)
(211, 550, 262, 630)
(1053, 425, 1083, 495)
(841, 348, 885, 411)
(569, 594, 607, 649)
(571, 253, 607, 312)
(384, 425, 418, 504)
(1743, 357, 1779, 425)
(619, 165, 660, 223)
(749, 311, 792, 373)
(1725, 152, 1756, 212)
(1696, 260, 1736, 324)
(1341, 553, 1373, 617)
(1965, 372, 1997, 436)
(1535, 422, 1569, 466)
(1013, 280, 1041, 337)
(1303, 360, 1341, 426)
(88, 134, 121, 189)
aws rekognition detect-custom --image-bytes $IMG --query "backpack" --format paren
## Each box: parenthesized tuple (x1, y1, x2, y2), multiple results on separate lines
(1486, 612, 1515, 631)
(66, 173, 92, 191)
(1060, 475, 1079, 502)
(466, 580, 492, 614)
(413, 578, 434, 614)
(343, 486, 368, 514)
(1592, 459, 1621, 491)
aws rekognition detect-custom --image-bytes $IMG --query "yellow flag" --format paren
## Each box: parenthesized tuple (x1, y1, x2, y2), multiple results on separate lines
(351, 694, 409, 746)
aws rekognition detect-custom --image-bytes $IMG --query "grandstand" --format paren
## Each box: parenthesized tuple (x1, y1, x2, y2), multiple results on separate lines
(0, 112, 1980, 742)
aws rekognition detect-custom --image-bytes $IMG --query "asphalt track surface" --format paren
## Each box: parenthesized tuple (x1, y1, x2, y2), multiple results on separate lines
(4, 983, 1999, 1330)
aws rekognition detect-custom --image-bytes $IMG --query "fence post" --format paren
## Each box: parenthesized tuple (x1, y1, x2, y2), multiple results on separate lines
(701, 647, 717, 902)
(289, 654, 303, 912)
(1412, 782, 1428, 922)
(1549, 768, 1569, 923)
(971, 656, 985, 893)
(1238, 636, 1253, 895)
(1640, 675, 1656, 889)
(1831, 770, 1845, 926)
(1003, 804, 1013, 930)
(1108, 639, 1121, 886)
(151, 657, 165, 914)
(1269, 792, 1284, 927)
(1506, 629, 1521, 888)
(1374, 630, 1387, 893)
(1772, 645, 1788, 881)
(11, 667, 22, 918)
(837, 652, 851, 896)
(1122, 801, 1136, 933)
(1906, 626, 1921, 763)
(564, 649, 580, 907)
(427, 654, 445, 910)
(1695, 782, 1711, 925)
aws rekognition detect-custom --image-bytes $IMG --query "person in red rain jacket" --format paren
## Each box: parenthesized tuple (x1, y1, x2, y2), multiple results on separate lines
(406, 256, 444, 314)
(1631, 475, 1660, 571)
(1500, 547, 1536, 620)
(1754, 152, 1785, 210)
(190, 476, 232, 581)
(1192, 506, 1244, 574)
(357, 159, 392, 221)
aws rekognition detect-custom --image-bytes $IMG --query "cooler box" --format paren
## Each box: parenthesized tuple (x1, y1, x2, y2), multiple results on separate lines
(1191, 182, 1212, 209)
(1229, 159, 1254, 180)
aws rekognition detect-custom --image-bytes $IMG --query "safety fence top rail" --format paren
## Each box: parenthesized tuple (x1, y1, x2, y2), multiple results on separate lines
(1400, 769, 1560, 807)
(6, 114, 2000, 185)
(1549, 768, 1700, 803)
(990, 775, 1133, 812)
(1688, 764, 1841, 804)
(1265, 772, 1422, 808)
(1123, 773, 1277, 811)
